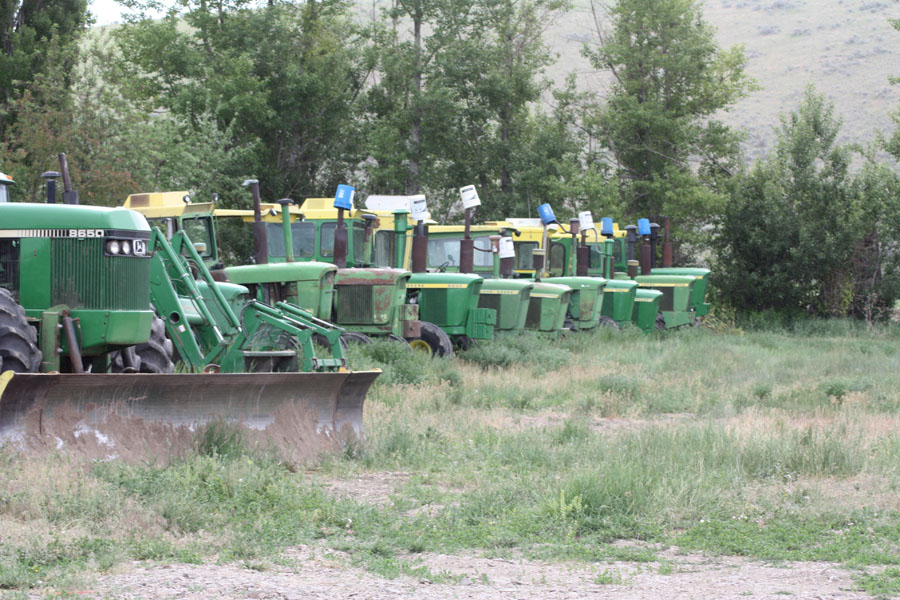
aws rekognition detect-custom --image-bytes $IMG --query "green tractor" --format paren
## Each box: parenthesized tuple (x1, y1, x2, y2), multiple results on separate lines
(245, 189, 471, 356)
(595, 217, 703, 328)
(0, 157, 375, 460)
(363, 192, 502, 349)
(422, 225, 573, 334)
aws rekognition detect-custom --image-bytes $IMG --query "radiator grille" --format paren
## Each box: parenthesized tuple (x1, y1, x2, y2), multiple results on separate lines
(418, 289, 447, 323)
(658, 288, 674, 311)
(335, 285, 373, 324)
(525, 298, 543, 328)
(478, 294, 500, 312)
(51, 239, 150, 310)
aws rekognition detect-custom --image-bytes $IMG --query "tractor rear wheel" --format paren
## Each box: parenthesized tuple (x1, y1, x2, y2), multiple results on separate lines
(0, 288, 41, 373)
(407, 321, 454, 358)
(655, 312, 667, 331)
(598, 316, 620, 330)
(340, 331, 373, 347)
(113, 316, 175, 374)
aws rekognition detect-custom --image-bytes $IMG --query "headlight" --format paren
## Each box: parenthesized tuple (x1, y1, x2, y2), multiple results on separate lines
(106, 240, 121, 255)
(121, 240, 132, 255)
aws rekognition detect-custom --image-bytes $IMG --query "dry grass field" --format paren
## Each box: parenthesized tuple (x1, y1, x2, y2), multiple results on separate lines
(3, 320, 900, 598)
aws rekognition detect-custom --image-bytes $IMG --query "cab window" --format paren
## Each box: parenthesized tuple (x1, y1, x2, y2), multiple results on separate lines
(181, 217, 214, 259)
(374, 230, 394, 268)
(515, 241, 538, 270)
(589, 243, 605, 269)
(473, 236, 494, 268)
(352, 222, 367, 264)
(265, 222, 316, 258)
(320, 222, 336, 257)
(549, 242, 566, 276)
(427, 238, 460, 268)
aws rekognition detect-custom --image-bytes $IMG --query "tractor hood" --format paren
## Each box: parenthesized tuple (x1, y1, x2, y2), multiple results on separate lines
(407, 272, 482, 289)
(335, 268, 411, 286)
(0, 203, 150, 232)
(225, 262, 337, 285)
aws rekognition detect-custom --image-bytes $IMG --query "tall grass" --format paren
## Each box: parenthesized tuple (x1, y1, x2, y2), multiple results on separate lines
(4, 321, 900, 594)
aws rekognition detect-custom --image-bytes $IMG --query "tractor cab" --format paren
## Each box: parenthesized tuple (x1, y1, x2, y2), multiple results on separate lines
(0, 172, 14, 203)
(363, 194, 496, 347)
(122, 192, 219, 266)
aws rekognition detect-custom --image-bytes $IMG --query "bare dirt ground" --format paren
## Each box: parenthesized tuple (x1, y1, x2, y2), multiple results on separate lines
(70, 545, 869, 599)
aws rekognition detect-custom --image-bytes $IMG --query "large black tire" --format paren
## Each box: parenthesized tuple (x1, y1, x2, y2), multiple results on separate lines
(407, 321, 454, 358)
(340, 331, 373, 347)
(0, 288, 41, 373)
(655, 312, 667, 331)
(598, 316, 620, 330)
(113, 316, 175, 374)
(388, 334, 414, 352)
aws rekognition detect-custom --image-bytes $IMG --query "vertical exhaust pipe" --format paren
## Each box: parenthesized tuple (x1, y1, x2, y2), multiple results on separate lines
(333, 185, 354, 269)
(459, 206, 475, 274)
(277, 198, 294, 262)
(568, 218, 580, 277)
(649, 222, 659, 269)
(624, 224, 637, 262)
(411, 221, 427, 273)
(458, 185, 482, 274)
(57, 153, 78, 205)
(243, 179, 268, 266)
(662, 217, 673, 268)
(601, 217, 615, 279)
(497, 234, 515, 278)
(638, 219, 651, 275)
(41, 171, 60, 204)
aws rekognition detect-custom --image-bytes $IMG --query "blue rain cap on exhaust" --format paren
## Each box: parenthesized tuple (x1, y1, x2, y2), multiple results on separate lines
(537, 203, 557, 225)
(637, 218, 651, 236)
(334, 184, 355, 210)
(600, 217, 614, 236)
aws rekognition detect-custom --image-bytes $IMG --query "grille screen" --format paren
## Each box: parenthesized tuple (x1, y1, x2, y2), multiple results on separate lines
(478, 294, 500, 312)
(51, 239, 150, 310)
(525, 298, 543, 328)
(658, 287, 674, 311)
(419, 289, 447, 323)
(335, 285, 373, 324)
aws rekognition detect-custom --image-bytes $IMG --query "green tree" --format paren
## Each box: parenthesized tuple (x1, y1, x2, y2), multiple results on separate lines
(111, 0, 369, 204)
(714, 87, 900, 319)
(363, 0, 572, 221)
(0, 0, 89, 135)
(584, 0, 754, 234)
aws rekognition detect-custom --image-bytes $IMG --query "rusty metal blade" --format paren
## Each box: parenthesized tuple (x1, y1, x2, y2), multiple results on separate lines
(0, 370, 378, 463)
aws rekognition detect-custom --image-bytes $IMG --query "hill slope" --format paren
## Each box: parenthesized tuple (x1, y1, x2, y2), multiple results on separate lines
(355, 0, 900, 160)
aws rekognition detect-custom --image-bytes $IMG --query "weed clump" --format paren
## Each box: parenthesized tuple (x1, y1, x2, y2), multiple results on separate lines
(458, 333, 569, 370)
(346, 339, 461, 386)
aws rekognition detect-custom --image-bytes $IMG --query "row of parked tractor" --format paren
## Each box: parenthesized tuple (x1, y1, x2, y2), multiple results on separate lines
(126, 182, 710, 356)
(0, 155, 709, 461)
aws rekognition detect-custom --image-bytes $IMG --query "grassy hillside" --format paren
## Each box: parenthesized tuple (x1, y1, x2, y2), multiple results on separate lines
(355, 0, 900, 161)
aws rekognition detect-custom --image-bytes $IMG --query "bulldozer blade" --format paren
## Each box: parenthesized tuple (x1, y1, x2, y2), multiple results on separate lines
(0, 370, 379, 464)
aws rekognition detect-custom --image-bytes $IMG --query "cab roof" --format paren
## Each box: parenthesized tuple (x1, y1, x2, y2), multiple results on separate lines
(123, 191, 215, 218)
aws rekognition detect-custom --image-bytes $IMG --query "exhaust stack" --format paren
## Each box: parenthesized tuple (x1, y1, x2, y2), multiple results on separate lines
(638, 218, 651, 275)
(57, 153, 78, 205)
(41, 171, 60, 204)
(243, 179, 268, 266)
(662, 217, 673, 267)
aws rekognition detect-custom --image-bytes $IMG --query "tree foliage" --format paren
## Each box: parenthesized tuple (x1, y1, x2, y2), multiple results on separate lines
(584, 0, 754, 233)
(111, 0, 369, 205)
(0, 0, 89, 135)
(714, 87, 900, 319)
